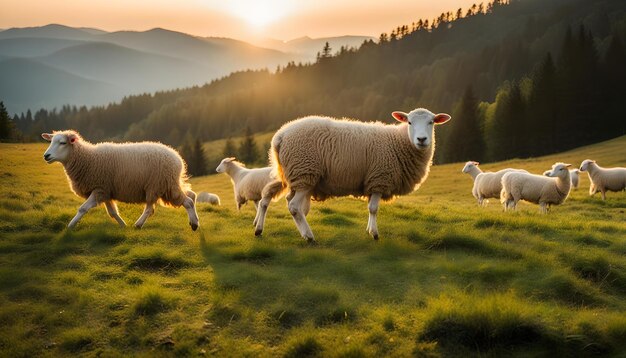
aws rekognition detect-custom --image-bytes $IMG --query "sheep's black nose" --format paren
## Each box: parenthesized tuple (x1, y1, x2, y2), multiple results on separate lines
(44, 153, 51, 160)
(417, 137, 427, 143)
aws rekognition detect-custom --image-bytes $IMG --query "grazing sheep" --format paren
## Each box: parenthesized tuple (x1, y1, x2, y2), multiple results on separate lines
(461, 161, 527, 206)
(197, 192, 220, 205)
(501, 162, 572, 213)
(262, 108, 451, 242)
(579, 159, 626, 200)
(42, 130, 199, 230)
(216, 158, 284, 235)
(543, 169, 579, 189)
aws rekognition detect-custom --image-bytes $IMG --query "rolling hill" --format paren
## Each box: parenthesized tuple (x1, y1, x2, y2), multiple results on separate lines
(0, 24, 372, 114)
(0, 58, 120, 113)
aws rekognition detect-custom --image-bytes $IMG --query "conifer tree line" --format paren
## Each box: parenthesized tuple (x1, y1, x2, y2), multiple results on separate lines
(3, 0, 625, 166)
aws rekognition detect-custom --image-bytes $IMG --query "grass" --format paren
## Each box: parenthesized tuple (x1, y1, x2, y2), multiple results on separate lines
(0, 136, 624, 356)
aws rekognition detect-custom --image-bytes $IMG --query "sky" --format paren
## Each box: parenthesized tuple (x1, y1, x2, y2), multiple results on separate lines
(1, 0, 481, 41)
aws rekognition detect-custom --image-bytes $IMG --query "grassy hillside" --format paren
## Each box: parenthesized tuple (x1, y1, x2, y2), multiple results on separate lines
(0, 137, 625, 356)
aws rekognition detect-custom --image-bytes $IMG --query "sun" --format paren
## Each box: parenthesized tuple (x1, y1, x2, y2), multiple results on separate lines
(223, 0, 292, 28)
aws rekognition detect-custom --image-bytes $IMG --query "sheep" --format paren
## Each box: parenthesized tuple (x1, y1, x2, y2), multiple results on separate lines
(579, 159, 626, 200)
(196, 192, 221, 205)
(260, 108, 451, 242)
(216, 157, 284, 235)
(41, 130, 199, 230)
(543, 169, 579, 189)
(461, 161, 527, 206)
(501, 162, 572, 213)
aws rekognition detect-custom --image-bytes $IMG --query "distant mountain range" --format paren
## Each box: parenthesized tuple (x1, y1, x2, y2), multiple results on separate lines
(0, 24, 374, 114)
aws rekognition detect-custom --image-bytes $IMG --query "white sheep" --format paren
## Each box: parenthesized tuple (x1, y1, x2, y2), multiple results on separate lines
(461, 161, 527, 206)
(543, 168, 579, 189)
(42, 130, 199, 230)
(501, 162, 572, 213)
(196, 192, 221, 205)
(261, 108, 451, 242)
(579, 159, 626, 200)
(216, 157, 284, 235)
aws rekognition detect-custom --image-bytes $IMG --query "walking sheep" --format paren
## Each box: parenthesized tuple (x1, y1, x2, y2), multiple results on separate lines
(543, 168, 579, 189)
(42, 130, 199, 230)
(461, 161, 527, 206)
(216, 158, 284, 235)
(197, 192, 221, 205)
(501, 162, 572, 213)
(262, 108, 451, 242)
(579, 159, 626, 200)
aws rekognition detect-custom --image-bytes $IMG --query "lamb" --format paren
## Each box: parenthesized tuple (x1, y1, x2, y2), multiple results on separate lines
(260, 108, 451, 242)
(543, 169, 579, 189)
(196, 192, 221, 205)
(42, 130, 199, 230)
(461, 161, 527, 206)
(501, 162, 572, 213)
(579, 159, 626, 200)
(216, 157, 284, 235)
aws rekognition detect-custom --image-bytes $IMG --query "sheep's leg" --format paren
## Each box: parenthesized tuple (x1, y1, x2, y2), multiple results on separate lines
(539, 202, 547, 214)
(105, 201, 126, 227)
(253, 200, 260, 227)
(288, 190, 315, 243)
(134, 201, 156, 229)
(367, 193, 382, 240)
(186, 190, 197, 202)
(600, 188, 606, 200)
(589, 184, 596, 196)
(254, 197, 271, 236)
(68, 192, 100, 228)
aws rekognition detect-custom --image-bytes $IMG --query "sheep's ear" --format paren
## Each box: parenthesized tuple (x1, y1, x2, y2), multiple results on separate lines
(473, 161, 480, 166)
(564, 163, 572, 168)
(225, 157, 236, 162)
(68, 133, 79, 144)
(391, 111, 409, 123)
(41, 133, 53, 142)
(433, 113, 451, 125)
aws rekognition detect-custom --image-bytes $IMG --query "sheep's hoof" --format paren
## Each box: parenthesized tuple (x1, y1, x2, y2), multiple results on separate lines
(304, 236, 317, 245)
(190, 222, 198, 231)
(372, 234, 379, 241)
(134, 224, 143, 229)
(254, 228, 263, 236)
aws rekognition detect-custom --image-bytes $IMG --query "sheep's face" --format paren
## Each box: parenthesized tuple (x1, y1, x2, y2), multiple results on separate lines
(546, 163, 572, 179)
(41, 131, 79, 164)
(392, 108, 451, 150)
(462, 161, 479, 173)
(579, 159, 595, 172)
(216, 157, 236, 173)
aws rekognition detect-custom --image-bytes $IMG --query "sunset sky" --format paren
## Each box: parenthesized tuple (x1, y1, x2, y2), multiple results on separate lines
(1, 0, 481, 41)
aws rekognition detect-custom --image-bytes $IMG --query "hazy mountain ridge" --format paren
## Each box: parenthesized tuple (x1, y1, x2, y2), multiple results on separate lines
(0, 24, 370, 113)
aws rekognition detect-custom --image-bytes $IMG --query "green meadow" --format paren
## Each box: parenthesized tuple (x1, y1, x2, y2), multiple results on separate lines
(0, 136, 625, 357)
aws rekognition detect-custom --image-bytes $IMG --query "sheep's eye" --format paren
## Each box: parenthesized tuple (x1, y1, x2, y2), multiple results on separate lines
(59, 142, 67, 145)
(429, 121, 434, 125)
(408, 121, 412, 125)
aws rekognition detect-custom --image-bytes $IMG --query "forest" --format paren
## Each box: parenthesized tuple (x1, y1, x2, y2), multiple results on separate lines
(2, 0, 625, 169)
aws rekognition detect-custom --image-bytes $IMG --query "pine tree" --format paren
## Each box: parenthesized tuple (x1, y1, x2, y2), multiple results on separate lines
(223, 137, 237, 158)
(238, 127, 259, 165)
(445, 86, 485, 162)
(180, 139, 195, 176)
(193, 138, 207, 176)
(527, 53, 557, 155)
(0, 102, 16, 142)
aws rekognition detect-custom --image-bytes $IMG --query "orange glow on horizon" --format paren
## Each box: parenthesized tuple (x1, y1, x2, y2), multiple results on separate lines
(0, 0, 482, 41)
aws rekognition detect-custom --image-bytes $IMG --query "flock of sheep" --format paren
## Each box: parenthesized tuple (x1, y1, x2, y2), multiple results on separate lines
(462, 159, 625, 214)
(41, 108, 625, 242)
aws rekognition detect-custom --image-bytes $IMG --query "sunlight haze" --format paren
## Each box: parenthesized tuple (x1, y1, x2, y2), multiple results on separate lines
(2, 0, 481, 40)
